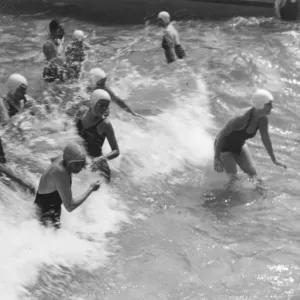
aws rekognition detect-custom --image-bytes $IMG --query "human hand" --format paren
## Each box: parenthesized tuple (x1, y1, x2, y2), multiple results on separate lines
(214, 157, 224, 173)
(90, 180, 101, 192)
(91, 156, 107, 172)
(273, 159, 287, 169)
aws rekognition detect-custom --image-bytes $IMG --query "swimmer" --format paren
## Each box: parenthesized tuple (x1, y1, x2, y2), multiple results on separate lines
(35, 143, 100, 228)
(157, 11, 186, 64)
(274, 0, 299, 21)
(0, 74, 34, 160)
(43, 19, 65, 61)
(75, 89, 120, 182)
(214, 89, 287, 179)
(65, 30, 91, 79)
(88, 68, 142, 117)
(42, 19, 73, 83)
(0, 74, 35, 193)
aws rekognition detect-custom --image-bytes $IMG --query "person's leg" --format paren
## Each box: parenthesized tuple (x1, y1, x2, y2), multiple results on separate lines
(220, 152, 238, 176)
(234, 144, 257, 177)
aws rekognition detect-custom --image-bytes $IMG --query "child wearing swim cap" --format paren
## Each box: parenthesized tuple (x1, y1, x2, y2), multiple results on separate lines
(35, 142, 100, 228)
(157, 11, 186, 64)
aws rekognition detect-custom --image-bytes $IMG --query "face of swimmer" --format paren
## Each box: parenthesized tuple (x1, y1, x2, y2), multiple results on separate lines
(93, 99, 110, 117)
(262, 100, 273, 116)
(14, 84, 27, 103)
(157, 17, 165, 27)
(95, 77, 107, 89)
(69, 160, 87, 174)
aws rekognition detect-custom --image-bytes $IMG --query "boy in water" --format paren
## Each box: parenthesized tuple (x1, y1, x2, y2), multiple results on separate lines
(157, 11, 186, 64)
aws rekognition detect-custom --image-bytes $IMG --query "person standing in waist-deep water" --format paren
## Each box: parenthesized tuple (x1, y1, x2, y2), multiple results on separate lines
(274, 0, 299, 21)
(157, 11, 186, 64)
(65, 30, 91, 80)
(0, 74, 35, 194)
(75, 89, 120, 182)
(35, 143, 100, 229)
(87, 68, 142, 117)
(42, 19, 71, 83)
(214, 89, 287, 179)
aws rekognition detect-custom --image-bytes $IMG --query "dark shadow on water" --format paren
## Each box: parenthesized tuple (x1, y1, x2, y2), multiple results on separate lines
(202, 177, 268, 217)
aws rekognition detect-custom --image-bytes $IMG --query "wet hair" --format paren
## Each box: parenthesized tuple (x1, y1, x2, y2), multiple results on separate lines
(49, 19, 60, 33)
(49, 19, 65, 39)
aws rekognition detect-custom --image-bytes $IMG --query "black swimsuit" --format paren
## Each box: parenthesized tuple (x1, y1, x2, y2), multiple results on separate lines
(34, 177, 72, 229)
(76, 114, 111, 181)
(220, 108, 260, 155)
(280, 0, 299, 21)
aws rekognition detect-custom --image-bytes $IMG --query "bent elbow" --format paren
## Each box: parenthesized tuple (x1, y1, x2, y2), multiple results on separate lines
(115, 150, 120, 158)
(64, 204, 73, 213)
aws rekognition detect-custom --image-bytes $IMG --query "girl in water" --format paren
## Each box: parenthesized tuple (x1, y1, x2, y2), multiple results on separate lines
(75, 89, 120, 182)
(35, 143, 100, 228)
(214, 89, 286, 179)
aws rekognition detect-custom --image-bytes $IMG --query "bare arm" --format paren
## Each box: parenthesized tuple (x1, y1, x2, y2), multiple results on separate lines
(0, 164, 35, 194)
(99, 120, 120, 160)
(106, 87, 138, 116)
(0, 98, 9, 123)
(53, 167, 93, 212)
(163, 31, 176, 63)
(259, 116, 276, 162)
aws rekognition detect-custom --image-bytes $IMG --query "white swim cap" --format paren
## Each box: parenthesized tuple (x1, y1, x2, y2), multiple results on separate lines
(158, 11, 170, 24)
(73, 30, 85, 41)
(251, 89, 274, 109)
(6, 74, 28, 94)
(63, 142, 86, 164)
(90, 88, 111, 106)
(89, 68, 107, 84)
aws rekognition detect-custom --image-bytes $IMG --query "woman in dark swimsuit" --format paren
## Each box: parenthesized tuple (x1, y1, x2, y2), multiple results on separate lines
(75, 89, 120, 182)
(35, 143, 100, 228)
(214, 89, 286, 178)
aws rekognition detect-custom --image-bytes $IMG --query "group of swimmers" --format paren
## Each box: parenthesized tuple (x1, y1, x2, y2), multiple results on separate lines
(0, 11, 287, 229)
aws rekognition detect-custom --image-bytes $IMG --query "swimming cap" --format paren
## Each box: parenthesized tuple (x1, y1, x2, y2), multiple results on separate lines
(6, 74, 28, 94)
(73, 30, 85, 41)
(251, 89, 274, 109)
(89, 68, 107, 85)
(63, 142, 86, 164)
(158, 11, 170, 24)
(90, 89, 111, 106)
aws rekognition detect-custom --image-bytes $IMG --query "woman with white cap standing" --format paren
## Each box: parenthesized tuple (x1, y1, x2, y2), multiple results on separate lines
(75, 89, 120, 182)
(35, 142, 100, 228)
(157, 11, 186, 64)
(214, 89, 286, 178)
(88, 68, 142, 117)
